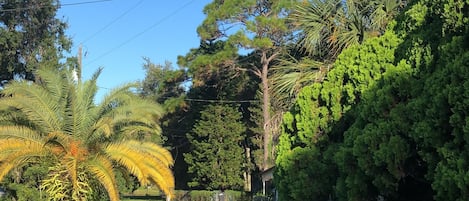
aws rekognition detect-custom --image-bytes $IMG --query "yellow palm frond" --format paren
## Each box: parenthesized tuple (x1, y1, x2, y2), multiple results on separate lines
(104, 143, 149, 185)
(0, 162, 15, 183)
(0, 125, 42, 141)
(126, 141, 174, 167)
(0, 138, 46, 180)
(146, 164, 175, 198)
(106, 141, 174, 197)
(86, 156, 119, 201)
(64, 157, 78, 189)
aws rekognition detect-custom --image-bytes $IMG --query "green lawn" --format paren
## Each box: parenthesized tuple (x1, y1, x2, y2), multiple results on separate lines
(121, 187, 163, 201)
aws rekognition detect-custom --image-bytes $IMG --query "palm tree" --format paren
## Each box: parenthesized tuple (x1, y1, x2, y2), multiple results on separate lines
(271, 0, 405, 107)
(0, 67, 174, 201)
(293, 0, 403, 59)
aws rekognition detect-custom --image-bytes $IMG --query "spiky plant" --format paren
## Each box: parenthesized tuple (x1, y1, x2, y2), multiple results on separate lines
(292, 0, 404, 60)
(0, 67, 174, 201)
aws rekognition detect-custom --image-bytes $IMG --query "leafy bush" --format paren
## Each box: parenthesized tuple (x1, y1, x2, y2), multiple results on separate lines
(275, 0, 469, 200)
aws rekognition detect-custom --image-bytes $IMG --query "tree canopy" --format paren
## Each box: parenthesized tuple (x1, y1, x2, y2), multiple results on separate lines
(0, 0, 71, 85)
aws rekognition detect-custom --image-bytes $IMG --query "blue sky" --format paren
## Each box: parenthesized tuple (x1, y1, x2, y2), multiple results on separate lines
(57, 0, 211, 101)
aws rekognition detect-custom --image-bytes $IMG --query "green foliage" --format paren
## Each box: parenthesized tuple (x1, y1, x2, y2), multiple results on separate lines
(276, 0, 469, 200)
(184, 104, 246, 190)
(140, 58, 187, 114)
(276, 28, 404, 201)
(177, 40, 238, 87)
(275, 146, 338, 201)
(0, 0, 71, 85)
(5, 183, 42, 201)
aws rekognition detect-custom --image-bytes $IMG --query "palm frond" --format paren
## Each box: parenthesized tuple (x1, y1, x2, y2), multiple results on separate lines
(293, 0, 343, 56)
(104, 143, 149, 185)
(123, 141, 174, 196)
(119, 126, 160, 139)
(271, 56, 324, 108)
(0, 125, 43, 143)
(64, 157, 79, 190)
(96, 82, 139, 114)
(0, 138, 46, 160)
(90, 117, 113, 140)
(91, 97, 164, 140)
(145, 162, 175, 198)
(0, 138, 46, 181)
(0, 85, 63, 133)
(0, 162, 15, 183)
(105, 141, 175, 197)
(35, 68, 68, 105)
(67, 68, 102, 139)
(126, 141, 174, 167)
(86, 156, 119, 201)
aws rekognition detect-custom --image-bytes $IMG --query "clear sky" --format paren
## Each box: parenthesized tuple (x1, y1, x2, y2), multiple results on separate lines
(57, 0, 211, 101)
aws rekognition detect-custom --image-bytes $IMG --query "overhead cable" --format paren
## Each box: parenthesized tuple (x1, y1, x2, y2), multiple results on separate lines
(85, 0, 196, 66)
(0, 0, 112, 12)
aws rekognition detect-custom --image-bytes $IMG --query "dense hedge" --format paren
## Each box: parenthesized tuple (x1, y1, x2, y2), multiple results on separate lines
(275, 0, 469, 200)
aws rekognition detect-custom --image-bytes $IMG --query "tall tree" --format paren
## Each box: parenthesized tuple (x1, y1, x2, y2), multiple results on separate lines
(0, 0, 71, 85)
(0, 67, 174, 201)
(184, 104, 246, 191)
(196, 0, 298, 170)
(179, 39, 264, 191)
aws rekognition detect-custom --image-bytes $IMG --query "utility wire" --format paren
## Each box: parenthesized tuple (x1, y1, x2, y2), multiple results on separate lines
(80, 0, 144, 44)
(96, 86, 260, 103)
(0, 0, 112, 12)
(61, 0, 112, 6)
(85, 0, 196, 66)
(184, 98, 259, 103)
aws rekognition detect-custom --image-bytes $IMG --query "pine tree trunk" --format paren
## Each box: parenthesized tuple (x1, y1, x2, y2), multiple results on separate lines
(261, 52, 271, 171)
(244, 147, 252, 192)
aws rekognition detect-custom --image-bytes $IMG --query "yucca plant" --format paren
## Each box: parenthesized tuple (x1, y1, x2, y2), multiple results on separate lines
(0, 67, 174, 201)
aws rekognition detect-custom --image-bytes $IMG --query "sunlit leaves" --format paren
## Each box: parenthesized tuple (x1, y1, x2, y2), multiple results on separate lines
(0, 67, 174, 200)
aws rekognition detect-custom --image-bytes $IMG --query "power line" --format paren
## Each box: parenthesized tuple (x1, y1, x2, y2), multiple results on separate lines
(80, 0, 144, 44)
(0, 0, 112, 12)
(85, 0, 196, 66)
(95, 86, 260, 103)
(184, 98, 259, 103)
(61, 0, 112, 6)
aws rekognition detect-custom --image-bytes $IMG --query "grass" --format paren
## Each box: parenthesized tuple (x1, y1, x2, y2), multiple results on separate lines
(121, 187, 163, 201)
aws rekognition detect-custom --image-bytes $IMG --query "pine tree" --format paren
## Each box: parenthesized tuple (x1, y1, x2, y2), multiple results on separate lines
(184, 104, 246, 190)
